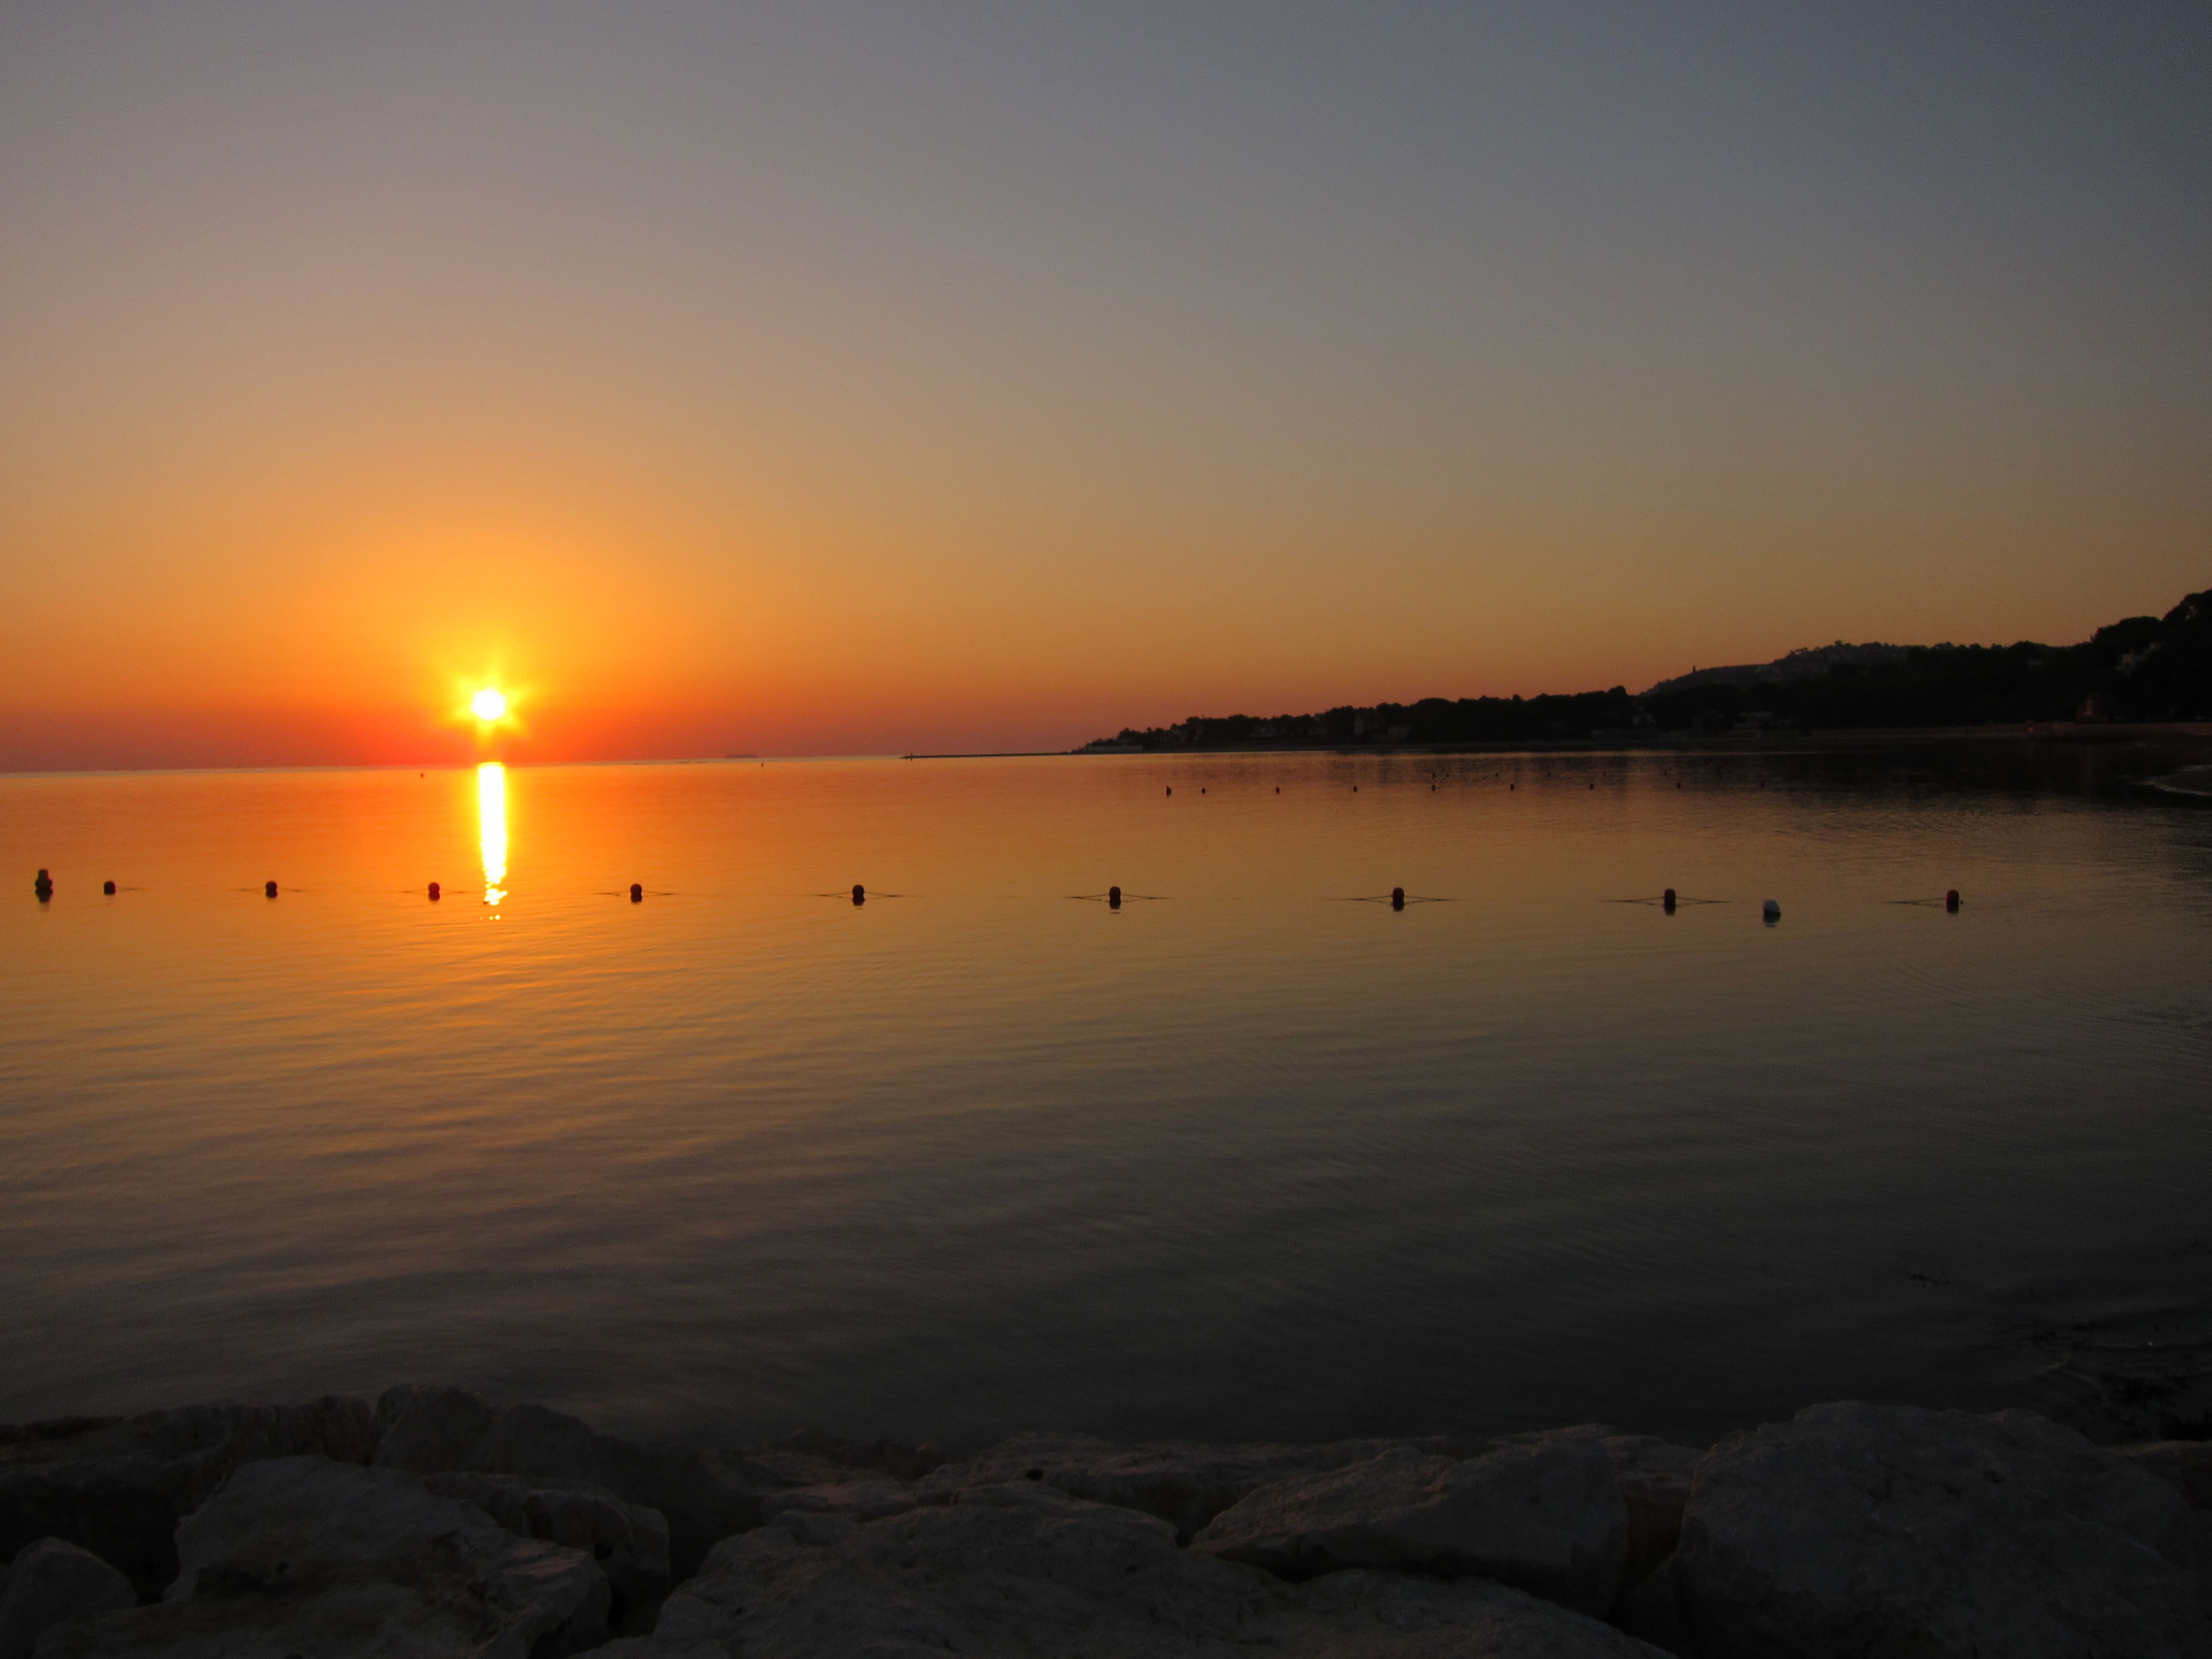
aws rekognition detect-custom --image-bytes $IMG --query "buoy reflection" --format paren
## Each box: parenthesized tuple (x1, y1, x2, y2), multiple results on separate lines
(478, 762, 508, 908)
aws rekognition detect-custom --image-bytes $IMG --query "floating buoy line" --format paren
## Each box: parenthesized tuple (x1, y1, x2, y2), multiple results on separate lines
(1888, 891, 1966, 910)
(19, 874, 1969, 919)
(24, 862, 1962, 923)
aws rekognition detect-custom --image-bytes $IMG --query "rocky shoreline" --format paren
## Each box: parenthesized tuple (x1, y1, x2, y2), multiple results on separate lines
(2, 1387, 2208, 1658)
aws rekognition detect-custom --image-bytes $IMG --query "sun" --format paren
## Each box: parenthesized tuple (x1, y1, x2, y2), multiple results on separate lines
(471, 688, 508, 722)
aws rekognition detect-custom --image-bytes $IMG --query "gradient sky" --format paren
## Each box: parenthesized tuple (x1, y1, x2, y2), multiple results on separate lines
(2, 2, 2207, 766)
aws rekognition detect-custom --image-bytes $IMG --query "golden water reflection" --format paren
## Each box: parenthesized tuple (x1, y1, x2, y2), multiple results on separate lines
(478, 762, 507, 907)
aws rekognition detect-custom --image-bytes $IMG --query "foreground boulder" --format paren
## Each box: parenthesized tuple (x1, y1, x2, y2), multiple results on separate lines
(915, 1430, 1484, 1543)
(2115, 1439, 2212, 1511)
(0, 1400, 373, 1597)
(372, 1386, 756, 1580)
(1490, 1428, 1703, 1591)
(36, 1456, 607, 1659)
(0, 1540, 135, 1659)
(602, 1481, 1664, 1657)
(757, 1474, 931, 1527)
(734, 1427, 945, 1489)
(1673, 1401, 2212, 1659)
(1193, 1438, 1631, 1618)
(734, 1429, 951, 1531)
(421, 1472, 670, 1634)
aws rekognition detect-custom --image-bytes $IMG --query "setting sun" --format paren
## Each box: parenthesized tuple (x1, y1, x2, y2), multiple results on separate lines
(470, 688, 508, 722)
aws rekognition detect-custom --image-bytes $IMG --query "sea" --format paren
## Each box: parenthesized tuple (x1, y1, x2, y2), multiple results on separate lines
(4, 745, 2209, 1452)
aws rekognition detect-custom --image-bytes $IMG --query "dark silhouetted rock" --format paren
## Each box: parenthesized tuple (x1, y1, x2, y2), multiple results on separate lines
(732, 1427, 945, 1491)
(36, 1456, 606, 1659)
(758, 1476, 933, 1527)
(369, 1386, 500, 1474)
(372, 1386, 757, 1579)
(0, 1540, 135, 1659)
(1603, 1436, 1701, 1592)
(598, 1482, 1665, 1658)
(917, 1430, 1484, 1543)
(0, 1398, 374, 1597)
(0, 1425, 117, 1453)
(1610, 1555, 1694, 1657)
(421, 1471, 669, 1634)
(1492, 1426, 1703, 1590)
(1675, 1401, 2212, 1659)
(2114, 1439, 2212, 1511)
(1193, 1439, 1631, 1617)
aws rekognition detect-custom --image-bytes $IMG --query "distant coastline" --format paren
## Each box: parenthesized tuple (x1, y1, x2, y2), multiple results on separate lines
(1056, 722, 2212, 759)
(1079, 587, 2210, 754)
(893, 720, 2212, 762)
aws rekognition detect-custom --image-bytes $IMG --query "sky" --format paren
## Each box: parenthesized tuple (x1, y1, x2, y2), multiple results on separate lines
(2, 1, 2207, 767)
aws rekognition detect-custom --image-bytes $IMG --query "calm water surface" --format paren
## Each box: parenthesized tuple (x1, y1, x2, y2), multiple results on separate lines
(4, 749, 2209, 1449)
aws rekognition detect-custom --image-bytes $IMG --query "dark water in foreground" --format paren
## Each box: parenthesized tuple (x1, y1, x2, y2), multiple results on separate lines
(4, 746, 2209, 1450)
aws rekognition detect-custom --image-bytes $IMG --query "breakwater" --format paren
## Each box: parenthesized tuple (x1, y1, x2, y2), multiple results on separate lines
(3, 1386, 2207, 1657)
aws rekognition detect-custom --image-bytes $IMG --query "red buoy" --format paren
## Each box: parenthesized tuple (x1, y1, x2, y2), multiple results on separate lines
(1945, 889, 1960, 912)
(427, 881, 440, 901)
(1663, 888, 1677, 911)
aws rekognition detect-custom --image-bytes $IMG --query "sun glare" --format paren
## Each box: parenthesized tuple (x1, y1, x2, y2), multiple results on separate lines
(478, 761, 508, 908)
(471, 688, 508, 722)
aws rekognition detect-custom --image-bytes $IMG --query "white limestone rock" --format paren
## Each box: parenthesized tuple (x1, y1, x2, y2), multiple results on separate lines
(33, 1456, 607, 1659)
(1675, 1401, 2212, 1659)
(372, 1386, 757, 1579)
(2113, 1439, 2212, 1511)
(0, 1399, 374, 1598)
(917, 1430, 1484, 1543)
(757, 1476, 930, 1524)
(0, 1540, 135, 1659)
(732, 1429, 944, 1490)
(1192, 1439, 1631, 1617)
(1490, 1427, 1703, 1590)
(420, 1470, 670, 1633)
(600, 1481, 1666, 1658)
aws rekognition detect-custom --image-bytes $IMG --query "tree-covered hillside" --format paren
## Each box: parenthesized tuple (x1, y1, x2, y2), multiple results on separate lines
(1085, 588, 2211, 748)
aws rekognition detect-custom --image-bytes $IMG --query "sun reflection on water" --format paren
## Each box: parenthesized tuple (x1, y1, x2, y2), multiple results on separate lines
(478, 762, 507, 908)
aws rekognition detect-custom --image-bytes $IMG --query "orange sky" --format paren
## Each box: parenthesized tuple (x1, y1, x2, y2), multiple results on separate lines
(2, 4, 2207, 769)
